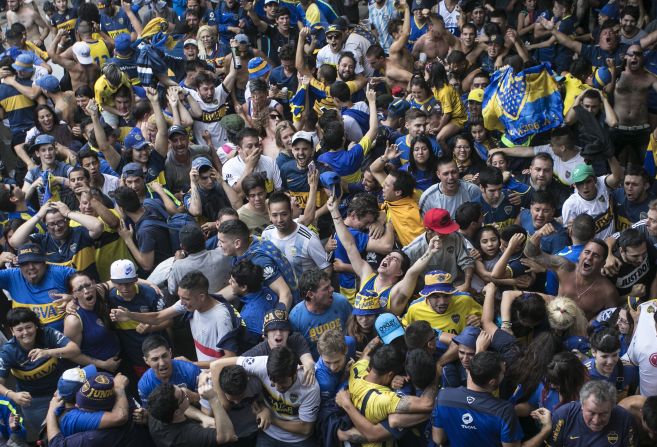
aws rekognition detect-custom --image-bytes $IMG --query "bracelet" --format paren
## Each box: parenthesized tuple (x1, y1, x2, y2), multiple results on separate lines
(4, 389, 10, 398)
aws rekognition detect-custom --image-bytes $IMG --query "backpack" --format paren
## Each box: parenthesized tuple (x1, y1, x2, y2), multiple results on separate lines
(142, 198, 196, 253)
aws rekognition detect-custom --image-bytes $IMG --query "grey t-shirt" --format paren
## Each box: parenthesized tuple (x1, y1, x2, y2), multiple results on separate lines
(418, 180, 482, 217)
(164, 145, 211, 195)
(168, 248, 232, 295)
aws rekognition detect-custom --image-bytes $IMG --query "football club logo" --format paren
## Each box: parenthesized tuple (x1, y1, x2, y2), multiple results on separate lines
(607, 432, 618, 444)
(462, 413, 473, 424)
(451, 314, 461, 323)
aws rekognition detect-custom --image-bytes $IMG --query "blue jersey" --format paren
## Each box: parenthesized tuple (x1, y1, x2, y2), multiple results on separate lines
(518, 211, 570, 255)
(60, 409, 103, 437)
(108, 54, 139, 86)
(240, 287, 279, 336)
(31, 226, 99, 280)
(75, 307, 120, 361)
(358, 273, 392, 310)
(49, 7, 77, 33)
(138, 359, 201, 406)
(0, 265, 76, 330)
(432, 386, 523, 446)
(107, 285, 166, 366)
(611, 188, 652, 232)
(0, 80, 36, 133)
(545, 244, 583, 295)
(400, 164, 434, 191)
(234, 237, 300, 304)
(583, 357, 638, 396)
(510, 381, 561, 413)
(409, 17, 429, 49)
(289, 293, 352, 360)
(0, 398, 25, 441)
(0, 327, 70, 396)
(334, 227, 370, 292)
(99, 10, 134, 38)
(479, 194, 520, 230)
(395, 134, 442, 166)
(550, 401, 637, 447)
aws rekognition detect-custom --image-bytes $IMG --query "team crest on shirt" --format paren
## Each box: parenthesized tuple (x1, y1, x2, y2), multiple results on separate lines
(289, 393, 299, 403)
(69, 243, 77, 253)
(462, 413, 473, 424)
(607, 432, 619, 444)
(244, 357, 255, 365)
(504, 206, 513, 215)
(451, 314, 460, 323)
(118, 18, 124, 24)
(447, 246, 454, 254)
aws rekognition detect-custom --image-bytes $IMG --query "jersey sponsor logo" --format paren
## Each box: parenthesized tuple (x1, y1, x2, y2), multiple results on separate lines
(649, 353, 657, 367)
(309, 318, 344, 342)
(616, 256, 649, 289)
(552, 419, 564, 442)
(200, 107, 227, 123)
(263, 265, 275, 280)
(12, 301, 63, 325)
(10, 357, 58, 381)
(593, 208, 613, 234)
(607, 431, 619, 444)
(461, 412, 476, 429)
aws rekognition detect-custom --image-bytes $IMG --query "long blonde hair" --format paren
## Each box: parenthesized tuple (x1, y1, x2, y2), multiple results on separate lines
(196, 25, 217, 60)
(547, 297, 587, 336)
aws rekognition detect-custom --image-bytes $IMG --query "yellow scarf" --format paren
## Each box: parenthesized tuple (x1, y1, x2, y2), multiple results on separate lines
(382, 197, 424, 247)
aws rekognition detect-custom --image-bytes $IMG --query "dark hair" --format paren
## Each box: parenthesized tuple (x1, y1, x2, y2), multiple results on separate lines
(643, 396, 657, 434)
(531, 152, 554, 168)
(513, 293, 547, 328)
(624, 164, 651, 184)
(218, 219, 250, 242)
(114, 85, 131, 100)
(428, 62, 448, 90)
(389, 249, 411, 277)
(230, 260, 264, 293)
(365, 44, 385, 59)
(0, 185, 16, 212)
(405, 349, 436, 389)
(141, 334, 171, 357)
(147, 383, 178, 423)
(113, 186, 141, 213)
(446, 50, 466, 64)
(267, 191, 292, 211)
(133, 99, 152, 122)
(242, 174, 266, 196)
(338, 51, 357, 67)
(587, 238, 609, 260)
(250, 78, 268, 94)
(570, 214, 595, 242)
(408, 135, 438, 179)
(346, 193, 380, 220)
(329, 81, 351, 102)
(550, 126, 574, 145)
(590, 327, 621, 353)
(68, 166, 90, 181)
(479, 166, 504, 188)
(409, 76, 431, 97)
(34, 104, 59, 132)
(405, 108, 427, 122)
(404, 320, 435, 351)
(217, 207, 239, 221)
(321, 121, 345, 150)
(469, 351, 502, 388)
(75, 85, 93, 98)
(617, 228, 646, 250)
(389, 170, 416, 198)
(266, 347, 298, 382)
(78, 148, 99, 164)
(545, 351, 587, 404)
(436, 155, 456, 171)
(500, 224, 527, 242)
(219, 365, 249, 396)
(66, 272, 112, 328)
(299, 269, 330, 301)
(369, 344, 404, 375)
(475, 225, 501, 253)
(236, 127, 260, 147)
(7, 308, 41, 329)
(620, 5, 639, 21)
(279, 43, 295, 61)
(455, 202, 482, 229)
(530, 190, 555, 208)
(569, 59, 592, 80)
(462, 23, 477, 34)
(317, 64, 337, 84)
(178, 271, 210, 294)
(273, 5, 290, 19)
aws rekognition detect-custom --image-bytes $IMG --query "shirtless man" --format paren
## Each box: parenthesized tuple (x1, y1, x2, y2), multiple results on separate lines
(35, 75, 76, 125)
(387, 2, 414, 72)
(47, 30, 100, 91)
(524, 226, 619, 320)
(412, 14, 458, 64)
(6, 0, 50, 48)
(609, 44, 657, 166)
(222, 36, 267, 103)
(365, 44, 412, 90)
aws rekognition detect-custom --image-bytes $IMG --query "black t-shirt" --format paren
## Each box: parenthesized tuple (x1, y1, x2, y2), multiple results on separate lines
(148, 416, 219, 447)
(242, 332, 310, 358)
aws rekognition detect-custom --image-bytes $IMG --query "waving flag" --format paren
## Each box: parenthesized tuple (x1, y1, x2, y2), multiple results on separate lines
(40, 171, 59, 206)
(482, 63, 563, 145)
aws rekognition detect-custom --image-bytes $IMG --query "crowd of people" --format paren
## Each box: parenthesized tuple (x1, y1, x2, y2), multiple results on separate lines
(0, 0, 657, 446)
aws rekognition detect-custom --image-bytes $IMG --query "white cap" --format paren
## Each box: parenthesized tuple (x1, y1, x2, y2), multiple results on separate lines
(110, 259, 138, 283)
(72, 41, 93, 65)
(291, 131, 314, 146)
(183, 38, 198, 48)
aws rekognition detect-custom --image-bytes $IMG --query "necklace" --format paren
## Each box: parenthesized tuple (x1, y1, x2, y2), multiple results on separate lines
(575, 274, 598, 299)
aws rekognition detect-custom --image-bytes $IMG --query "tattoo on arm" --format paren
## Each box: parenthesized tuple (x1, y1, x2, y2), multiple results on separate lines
(396, 396, 412, 413)
(346, 433, 368, 443)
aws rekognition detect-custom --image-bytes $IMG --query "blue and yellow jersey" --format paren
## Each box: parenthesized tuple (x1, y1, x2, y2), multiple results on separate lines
(94, 71, 131, 108)
(279, 162, 327, 210)
(317, 135, 372, 184)
(30, 226, 99, 280)
(0, 327, 71, 396)
(108, 54, 139, 85)
(0, 80, 35, 133)
(87, 39, 111, 68)
(433, 84, 467, 127)
(348, 358, 401, 447)
(479, 193, 520, 230)
(395, 134, 442, 165)
(89, 210, 134, 282)
(403, 293, 482, 335)
(25, 42, 49, 62)
(358, 273, 392, 310)
(99, 10, 134, 39)
(409, 95, 438, 114)
(0, 207, 45, 233)
(49, 7, 78, 33)
(408, 16, 429, 49)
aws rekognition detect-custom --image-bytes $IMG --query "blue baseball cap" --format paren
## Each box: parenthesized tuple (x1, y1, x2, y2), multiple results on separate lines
(124, 127, 149, 150)
(320, 171, 341, 197)
(598, 3, 619, 21)
(453, 326, 481, 350)
(57, 365, 98, 402)
(12, 53, 34, 72)
(564, 335, 590, 354)
(191, 156, 213, 171)
(388, 99, 411, 118)
(420, 270, 457, 297)
(36, 75, 61, 93)
(114, 33, 132, 54)
(122, 162, 144, 178)
(29, 134, 56, 152)
(375, 313, 405, 344)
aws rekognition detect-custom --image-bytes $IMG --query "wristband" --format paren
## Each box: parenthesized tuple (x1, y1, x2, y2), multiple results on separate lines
(4, 389, 10, 397)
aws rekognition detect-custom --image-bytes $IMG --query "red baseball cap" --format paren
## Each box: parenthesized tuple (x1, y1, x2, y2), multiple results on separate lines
(424, 208, 459, 235)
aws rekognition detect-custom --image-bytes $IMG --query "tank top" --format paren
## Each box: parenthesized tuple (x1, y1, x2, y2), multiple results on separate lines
(76, 307, 120, 361)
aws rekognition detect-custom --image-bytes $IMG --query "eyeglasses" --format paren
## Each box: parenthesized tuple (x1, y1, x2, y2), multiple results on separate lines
(73, 283, 95, 293)
(46, 219, 68, 229)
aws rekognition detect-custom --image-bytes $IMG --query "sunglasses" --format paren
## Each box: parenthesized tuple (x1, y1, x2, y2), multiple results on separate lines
(626, 51, 643, 57)
(326, 35, 341, 41)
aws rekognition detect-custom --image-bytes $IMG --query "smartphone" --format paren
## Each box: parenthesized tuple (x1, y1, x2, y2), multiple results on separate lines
(308, 161, 316, 174)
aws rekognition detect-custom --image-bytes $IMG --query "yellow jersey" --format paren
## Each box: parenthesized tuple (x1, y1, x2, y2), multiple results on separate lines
(403, 293, 482, 334)
(87, 39, 111, 68)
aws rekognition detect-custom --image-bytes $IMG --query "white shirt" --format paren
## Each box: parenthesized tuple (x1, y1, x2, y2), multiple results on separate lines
(533, 145, 585, 186)
(173, 300, 236, 362)
(222, 154, 282, 192)
(562, 176, 614, 239)
(316, 45, 365, 74)
(100, 173, 120, 197)
(187, 84, 230, 151)
(438, 1, 461, 35)
(624, 300, 657, 396)
(261, 221, 330, 280)
(342, 101, 369, 143)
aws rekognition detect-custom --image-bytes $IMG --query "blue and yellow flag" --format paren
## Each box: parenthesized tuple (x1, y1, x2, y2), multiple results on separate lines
(482, 63, 563, 145)
(644, 132, 657, 179)
(40, 171, 59, 206)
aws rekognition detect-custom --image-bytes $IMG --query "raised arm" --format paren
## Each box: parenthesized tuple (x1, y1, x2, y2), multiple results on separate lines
(523, 225, 574, 272)
(145, 87, 169, 159)
(491, 233, 526, 279)
(327, 195, 373, 281)
(604, 156, 623, 189)
(389, 2, 410, 58)
(244, 1, 268, 33)
(541, 17, 582, 54)
(363, 85, 379, 142)
(86, 99, 121, 169)
(296, 27, 312, 76)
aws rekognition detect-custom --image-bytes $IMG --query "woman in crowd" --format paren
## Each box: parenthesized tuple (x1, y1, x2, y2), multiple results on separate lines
(237, 174, 271, 235)
(452, 133, 485, 181)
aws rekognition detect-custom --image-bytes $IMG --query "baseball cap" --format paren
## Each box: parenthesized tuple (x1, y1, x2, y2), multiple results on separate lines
(391, 85, 405, 97)
(247, 57, 271, 79)
(110, 259, 138, 284)
(353, 291, 384, 316)
(291, 131, 314, 146)
(191, 156, 213, 171)
(76, 373, 116, 411)
(11, 53, 34, 72)
(235, 34, 250, 45)
(564, 335, 591, 354)
(326, 24, 344, 35)
(571, 163, 595, 184)
(72, 41, 93, 65)
(411, 0, 426, 11)
(121, 162, 144, 178)
(183, 38, 199, 48)
(168, 125, 187, 137)
(114, 33, 132, 54)
(423, 208, 459, 235)
(467, 89, 484, 103)
(17, 243, 46, 264)
(124, 127, 149, 150)
(420, 270, 457, 297)
(263, 309, 292, 333)
(264, 0, 279, 4)
(320, 171, 341, 197)
(29, 134, 56, 152)
(58, 365, 98, 402)
(453, 326, 481, 350)
(375, 313, 405, 345)
(388, 99, 411, 117)
(488, 34, 504, 45)
(592, 66, 612, 89)
(599, 3, 619, 20)
(36, 75, 60, 93)
(219, 114, 245, 134)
